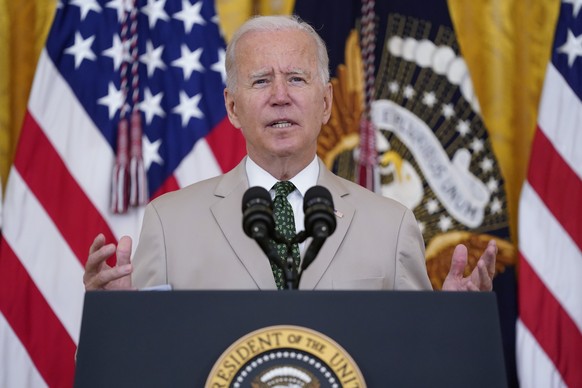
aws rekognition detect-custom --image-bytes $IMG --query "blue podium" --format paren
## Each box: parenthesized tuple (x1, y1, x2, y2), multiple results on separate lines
(74, 290, 507, 387)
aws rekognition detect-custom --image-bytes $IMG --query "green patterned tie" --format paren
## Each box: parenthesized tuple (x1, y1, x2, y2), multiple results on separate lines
(271, 181, 301, 289)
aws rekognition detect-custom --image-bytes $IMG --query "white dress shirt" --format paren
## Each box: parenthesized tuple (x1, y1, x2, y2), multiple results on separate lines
(245, 156, 320, 254)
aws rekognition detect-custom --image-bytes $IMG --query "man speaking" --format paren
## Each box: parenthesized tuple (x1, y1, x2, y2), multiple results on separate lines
(83, 15, 496, 293)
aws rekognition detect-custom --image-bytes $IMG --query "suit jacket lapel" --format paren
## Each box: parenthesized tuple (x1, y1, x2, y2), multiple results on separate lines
(210, 159, 278, 290)
(299, 159, 355, 289)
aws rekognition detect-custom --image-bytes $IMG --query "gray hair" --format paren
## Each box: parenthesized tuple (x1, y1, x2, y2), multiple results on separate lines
(225, 15, 330, 91)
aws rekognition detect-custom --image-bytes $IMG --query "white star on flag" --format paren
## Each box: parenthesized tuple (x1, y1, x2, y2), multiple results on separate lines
(64, 32, 97, 68)
(403, 85, 415, 99)
(97, 82, 124, 119)
(441, 103, 455, 119)
(489, 197, 502, 214)
(140, 40, 166, 77)
(469, 137, 484, 154)
(71, 0, 102, 20)
(142, 136, 164, 170)
(422, 91, 437, 107)
(557, 29, 582, 67)
(102, 34, 127, 71)
(174, 0, 206, 33)
(425, 198, 439, 214)
(564, 0, 582, 17)
(479, 157, 494, 173)
(455, 119, 471, 137)
(388, 81, 400, 93)
(138, 88, 165, 125)
(142, 0, 169, 28)
(211, 48, 227, 85)
(171, 45, 204, 81)
(105, 0, 128, 22)
(486, 177, 499, 193)
(172, 91, 204, 126)
(438, 215, 453, 232)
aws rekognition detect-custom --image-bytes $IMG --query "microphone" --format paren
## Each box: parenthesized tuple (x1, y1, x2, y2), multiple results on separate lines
(301, 186, 336, 273)
(242, 187, 288, 282)
(242, 186, 275, 240)
(303, 186, 336, 238)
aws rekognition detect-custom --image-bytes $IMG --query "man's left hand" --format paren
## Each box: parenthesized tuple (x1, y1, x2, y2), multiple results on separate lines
(442, 240, 497, 291)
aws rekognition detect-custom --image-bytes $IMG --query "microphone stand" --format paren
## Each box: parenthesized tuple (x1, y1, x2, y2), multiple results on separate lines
(277, 232, 306, 290)
(283, 244, 298, 290)
(248, 226, 302, 290)
(294, 234, 328, 289)
(285, 231, 317, 290)
(252, 229, 328, 290)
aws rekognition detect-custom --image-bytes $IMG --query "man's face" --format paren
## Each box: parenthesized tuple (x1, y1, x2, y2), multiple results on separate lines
(224, 28, 332, 167)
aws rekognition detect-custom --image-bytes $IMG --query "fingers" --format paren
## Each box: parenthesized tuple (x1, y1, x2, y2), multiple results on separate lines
(448, 244, 469, 279)
(84, 239, 116, 290)
(89, 233, 106, 255)
(482, 239, 497, 278)
(85, 263, 132, 291)
(113, 236, 133, 290)
(464, 279, 480, 292)
(84, 234, 133, 291)
(85, 234, 115, 277)
(116, 236, 132, 266)
(470, 239, 497, 291)
(441, 244, 469, 291)
(476, 260, 493, 291)
(443, 241, 497, 292)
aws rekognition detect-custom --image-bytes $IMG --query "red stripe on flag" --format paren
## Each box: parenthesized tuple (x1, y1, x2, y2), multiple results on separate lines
(205, 117, 246, 173)
(527, 127, 582, 250)
(14, 111, 117, 265)
(0, 237, 76, 388)
(151, 174, 180, 200)
(518, 253, 582, 388)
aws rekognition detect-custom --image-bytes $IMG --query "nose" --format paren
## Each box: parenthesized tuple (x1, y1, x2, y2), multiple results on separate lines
(270, 78, 291, 105)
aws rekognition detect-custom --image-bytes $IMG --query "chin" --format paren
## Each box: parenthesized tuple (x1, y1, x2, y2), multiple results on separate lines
(271, 149, 299, 158)
(267, 141, 302, 156)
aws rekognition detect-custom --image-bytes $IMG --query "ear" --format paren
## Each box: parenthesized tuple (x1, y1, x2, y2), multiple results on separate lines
(321, 82, 333, 125)
(224, 88, 241, 128)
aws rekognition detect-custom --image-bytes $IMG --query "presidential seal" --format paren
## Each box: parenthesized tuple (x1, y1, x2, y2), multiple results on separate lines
(206, 325, 366, 388)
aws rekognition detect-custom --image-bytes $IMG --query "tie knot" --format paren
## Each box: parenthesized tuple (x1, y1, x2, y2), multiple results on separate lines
(273, 181, 295, 198)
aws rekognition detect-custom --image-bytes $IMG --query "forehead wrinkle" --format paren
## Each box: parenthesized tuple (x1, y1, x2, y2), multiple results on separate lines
(249, 69, 273, 79)
(287, 68, 310, 77)
(248, 67, 311, 79)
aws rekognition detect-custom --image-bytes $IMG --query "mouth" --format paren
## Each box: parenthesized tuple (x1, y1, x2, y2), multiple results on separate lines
(268, 120, 296, 128)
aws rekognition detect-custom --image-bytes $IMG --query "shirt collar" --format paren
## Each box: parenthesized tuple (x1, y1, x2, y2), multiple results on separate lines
(245, 156, 319, 197)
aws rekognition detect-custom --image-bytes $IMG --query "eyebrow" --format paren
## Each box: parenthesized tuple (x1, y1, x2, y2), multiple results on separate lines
(287, 68, 310, 78)
(248, 68, 311, 79)
(249, 69, 272, 79)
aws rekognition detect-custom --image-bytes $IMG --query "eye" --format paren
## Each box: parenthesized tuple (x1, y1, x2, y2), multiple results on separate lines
(289, 76, 306, 84)
(252, 78, 268, 87)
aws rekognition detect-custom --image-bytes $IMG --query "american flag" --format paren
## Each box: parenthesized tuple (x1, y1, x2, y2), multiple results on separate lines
(0, 0, 245, 386)
(516, 0, 582, 387)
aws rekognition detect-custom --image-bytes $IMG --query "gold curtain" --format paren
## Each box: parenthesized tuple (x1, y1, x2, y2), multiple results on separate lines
(216, 0, 295, 42)
(448, 0, 560, 242)
(0, 0, 56, 190)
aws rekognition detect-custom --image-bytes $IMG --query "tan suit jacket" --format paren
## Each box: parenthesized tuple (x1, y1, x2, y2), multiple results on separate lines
(132, 158, 432, 290)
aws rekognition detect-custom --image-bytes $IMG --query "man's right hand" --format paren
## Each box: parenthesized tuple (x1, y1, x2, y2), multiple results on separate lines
(83, 234, 134, 290)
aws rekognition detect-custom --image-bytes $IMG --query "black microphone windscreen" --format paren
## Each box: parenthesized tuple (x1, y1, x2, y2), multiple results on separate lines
(242, 186, 272, 212)
(303, 185, 334, 211)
